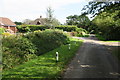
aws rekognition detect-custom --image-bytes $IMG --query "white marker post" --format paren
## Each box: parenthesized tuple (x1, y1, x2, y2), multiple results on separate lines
(56, 52, 59, 62)
(69, 44, 71, 50)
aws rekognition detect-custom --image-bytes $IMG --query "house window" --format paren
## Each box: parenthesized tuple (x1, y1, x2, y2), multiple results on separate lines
(37, 21, 41, 25)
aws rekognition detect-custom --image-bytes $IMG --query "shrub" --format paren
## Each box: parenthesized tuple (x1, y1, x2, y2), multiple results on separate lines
(55, 25, 77, 32)
(2, 32, 11, 36)
(2, 35, 37, 70)
(24, 29, 69, 55)
(75, 28, 89, 37)
(17, 25, 49, 33)
(0, 28, 5, 34)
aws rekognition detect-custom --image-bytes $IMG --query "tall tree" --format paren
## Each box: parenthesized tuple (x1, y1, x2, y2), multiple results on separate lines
(46, 6, 54, 25)
(46, 6, 60, 27)
(82, 1, 120, 17)
(23, 19, 32, 25)
(66, 14, 91, 30)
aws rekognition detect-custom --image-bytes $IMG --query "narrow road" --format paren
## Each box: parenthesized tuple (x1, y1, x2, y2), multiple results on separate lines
(63, 35, 120, 78)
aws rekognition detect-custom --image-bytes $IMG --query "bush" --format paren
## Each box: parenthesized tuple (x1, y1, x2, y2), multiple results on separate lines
(55, 25, 77, 32)
(2, 35, 37, 70)
(0, 28, 5, 34)
(17, 25, 49, 33)
(75, 28, 89, 37)
(24, 29, 69, 55)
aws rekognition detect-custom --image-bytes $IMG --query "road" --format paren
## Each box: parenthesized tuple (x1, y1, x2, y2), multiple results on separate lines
(63, 35, 120, 78)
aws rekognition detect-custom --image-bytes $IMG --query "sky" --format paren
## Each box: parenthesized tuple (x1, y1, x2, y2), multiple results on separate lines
(0, 0, 91, 24)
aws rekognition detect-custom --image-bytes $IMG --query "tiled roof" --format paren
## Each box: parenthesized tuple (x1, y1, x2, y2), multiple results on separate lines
(0, 17, 16, 26)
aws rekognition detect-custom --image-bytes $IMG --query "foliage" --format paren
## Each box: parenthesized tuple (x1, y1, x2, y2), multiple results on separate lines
(2, 29, 69, 70)
(2, 32, 11, 36)
(14, 21, 22, 25)
(92, 9, 120, 40)
(17, 25, 78, 32)
(17, 25, 31, 33)
(55, 25, 77, 32)
(24, 29, 69, 55)
(23, 19, 33, 25)
(2, 35, 37, 70)
(46, 6, 60, 27)
(2, 39, 83, 78)
(0, 28, 5, 34)
(82, 1, 120, 17)
(66, 14, 91, 30)
(75, 28, 89, 37)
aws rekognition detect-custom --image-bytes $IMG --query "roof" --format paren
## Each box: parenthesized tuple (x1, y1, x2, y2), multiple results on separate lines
(29, 17, 47, 25)
(0, 17, 16, 26)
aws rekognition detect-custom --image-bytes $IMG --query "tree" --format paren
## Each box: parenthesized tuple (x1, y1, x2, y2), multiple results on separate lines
(23, 19, 32, 25)
(14, 21, 22, 25)
(46, 6, 54, 23)
(92, 5, 120, 40)
(46, 6, 60, 27)
(77, 14, 91, 30)
(82, 1, 120, 17)
(66, 14, 91, 30)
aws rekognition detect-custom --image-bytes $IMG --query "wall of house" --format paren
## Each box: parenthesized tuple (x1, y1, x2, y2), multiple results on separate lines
(4, 26, 17, 33)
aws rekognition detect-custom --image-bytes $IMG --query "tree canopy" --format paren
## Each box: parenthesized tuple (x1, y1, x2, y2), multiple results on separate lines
(82, 1, 120, 17)
(85, 1, 120, 40)
(66, 14, 91, 30)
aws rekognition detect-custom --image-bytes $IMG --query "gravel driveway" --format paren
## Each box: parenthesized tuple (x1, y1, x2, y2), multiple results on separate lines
(63, 35, 120, 78)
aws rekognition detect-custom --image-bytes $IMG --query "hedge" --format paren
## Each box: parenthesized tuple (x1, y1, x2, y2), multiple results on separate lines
(16, 25, 77, 33)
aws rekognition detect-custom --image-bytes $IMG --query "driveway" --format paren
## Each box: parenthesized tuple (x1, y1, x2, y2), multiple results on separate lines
(63, 35, 120, 78)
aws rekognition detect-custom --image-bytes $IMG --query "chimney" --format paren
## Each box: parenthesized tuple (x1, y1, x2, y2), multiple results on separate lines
(40, 16, 42, 18)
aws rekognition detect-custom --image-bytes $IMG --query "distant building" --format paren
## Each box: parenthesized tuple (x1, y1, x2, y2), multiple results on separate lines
(0, 17, 17, 33)
(29, 16, 48, 25)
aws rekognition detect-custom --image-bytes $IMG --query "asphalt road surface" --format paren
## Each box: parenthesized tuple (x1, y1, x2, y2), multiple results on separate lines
(63, 35, 120, 78)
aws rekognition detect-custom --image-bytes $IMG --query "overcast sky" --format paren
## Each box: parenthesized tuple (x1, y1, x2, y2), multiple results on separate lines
(0, 0, 90, 24)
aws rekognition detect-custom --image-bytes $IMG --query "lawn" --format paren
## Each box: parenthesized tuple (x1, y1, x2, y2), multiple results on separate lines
(2, 38, 83, 79)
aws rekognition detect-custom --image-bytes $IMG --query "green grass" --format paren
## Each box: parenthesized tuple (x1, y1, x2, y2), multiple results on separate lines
(2, 38, 83, 79)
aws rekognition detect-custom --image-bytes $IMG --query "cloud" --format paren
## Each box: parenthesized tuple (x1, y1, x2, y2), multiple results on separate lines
(1, 0, 87, 23)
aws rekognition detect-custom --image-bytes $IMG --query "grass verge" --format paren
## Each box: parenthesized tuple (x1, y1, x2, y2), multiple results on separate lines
(2, 38, 83, 79)
(95, 34, 120, 42)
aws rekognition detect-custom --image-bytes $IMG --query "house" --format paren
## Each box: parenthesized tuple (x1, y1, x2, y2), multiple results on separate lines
(0, 17, 17, 33)
(29, 16, 47, 25)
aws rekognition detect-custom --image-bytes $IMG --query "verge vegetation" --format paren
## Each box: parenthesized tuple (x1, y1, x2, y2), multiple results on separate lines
(2, 38, 83, 79)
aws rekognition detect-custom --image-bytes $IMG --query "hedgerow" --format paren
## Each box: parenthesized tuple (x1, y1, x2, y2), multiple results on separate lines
(2, 29, 69, 70)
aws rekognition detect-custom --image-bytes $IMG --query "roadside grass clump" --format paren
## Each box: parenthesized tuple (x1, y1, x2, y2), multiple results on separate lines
(2, 38, 83, 79)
